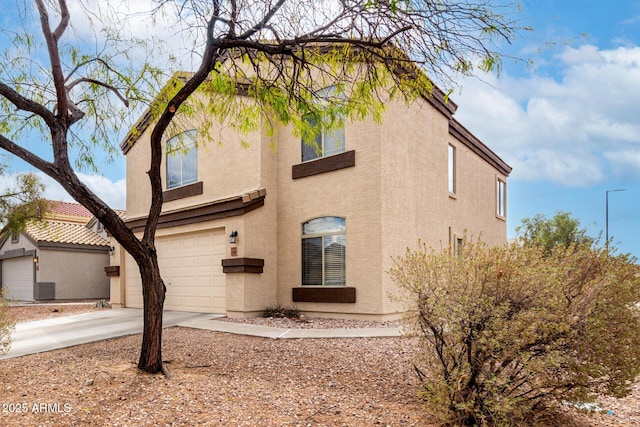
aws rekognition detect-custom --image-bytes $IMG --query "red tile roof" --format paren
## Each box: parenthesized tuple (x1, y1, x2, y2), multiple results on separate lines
(47, 200, 93, 219)
(26, 220, 110, 247)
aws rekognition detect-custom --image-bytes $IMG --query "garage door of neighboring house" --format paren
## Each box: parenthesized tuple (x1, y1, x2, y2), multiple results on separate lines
(124, 229, 226, 313)
(2, 256, 34, 301)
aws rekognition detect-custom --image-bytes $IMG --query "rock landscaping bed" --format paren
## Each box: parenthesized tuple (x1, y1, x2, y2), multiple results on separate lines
(0, 307, 638, 426)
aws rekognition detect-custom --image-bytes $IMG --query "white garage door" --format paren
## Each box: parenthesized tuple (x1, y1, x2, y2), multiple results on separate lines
(2, 256, 34, 301)
(125, 229, 226, 313)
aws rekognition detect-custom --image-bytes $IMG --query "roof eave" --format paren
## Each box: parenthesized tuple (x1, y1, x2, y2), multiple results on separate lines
(449, 119, 512, 177)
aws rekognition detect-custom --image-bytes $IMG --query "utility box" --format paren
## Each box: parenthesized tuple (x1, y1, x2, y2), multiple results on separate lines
(34, 282, 55, 300)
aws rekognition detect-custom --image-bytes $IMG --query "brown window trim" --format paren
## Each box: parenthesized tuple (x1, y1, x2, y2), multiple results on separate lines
(104, 266, 120, 277)
(163, 181, 203, 202)
(292, 150, 355, 179)
(292, 286, 356, 303)
(221, 258, 264, 274)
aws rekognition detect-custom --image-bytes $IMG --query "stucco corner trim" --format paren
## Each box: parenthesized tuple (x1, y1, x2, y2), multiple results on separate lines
(164, 181, 204, 202)
(222, 257, 264, 274)
(104, 266, 121, 277)
(292, 150, 356, 179)
(292, 287, 356, 303)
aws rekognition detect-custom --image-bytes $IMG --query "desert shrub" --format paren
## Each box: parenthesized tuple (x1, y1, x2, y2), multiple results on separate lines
(390, 239, 640, 426)
(263, 304, 300, 319)
(0, 289, 16, 355)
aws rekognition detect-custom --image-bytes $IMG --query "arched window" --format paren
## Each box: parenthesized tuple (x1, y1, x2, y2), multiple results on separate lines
(166, 130, 197, 189)
(301, 86, 345, 162)
(302, 217, 346, 286)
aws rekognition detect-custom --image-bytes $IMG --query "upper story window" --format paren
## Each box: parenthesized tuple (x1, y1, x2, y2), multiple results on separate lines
(302, 216, 346, 286)
(166, 130, 197, 189)
(10, 231, 19, 244)
(496, 178, 506, 218)
(448, 144, 456, 194)
(302, 86, 345, 162)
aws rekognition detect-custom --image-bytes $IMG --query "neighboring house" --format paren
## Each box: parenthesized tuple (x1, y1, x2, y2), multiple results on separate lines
(0, 201, 111, 301)
(110, 75, 511, 320)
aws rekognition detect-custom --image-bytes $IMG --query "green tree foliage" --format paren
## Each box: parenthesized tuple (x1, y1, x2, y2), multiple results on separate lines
(516, 211, 593, 254)
(390, 239, 640, 426)
(0, 289, 15, 355)
(0, 0, 527, 374)
(0, 169, 48, 234)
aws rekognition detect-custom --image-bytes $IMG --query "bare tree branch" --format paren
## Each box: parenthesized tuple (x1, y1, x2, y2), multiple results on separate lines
(0, 82, 56, 127)
(0, 134, 57, 178)
(34, 0, 69, 123)
(237, 0, 286, 40)
(66, 77, 130, 107)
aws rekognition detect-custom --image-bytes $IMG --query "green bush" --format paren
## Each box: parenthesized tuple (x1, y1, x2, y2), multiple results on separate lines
(390, 239, 640, 426)
(263, 304, 300, 319)
(0, 289, 16, 355)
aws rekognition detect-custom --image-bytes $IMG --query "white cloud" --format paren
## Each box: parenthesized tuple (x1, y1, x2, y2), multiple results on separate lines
(0, 171, 125, 211)
(455, 44, 640, 186)
(37, 172, 126, 210)
(604, 150, 640, 176)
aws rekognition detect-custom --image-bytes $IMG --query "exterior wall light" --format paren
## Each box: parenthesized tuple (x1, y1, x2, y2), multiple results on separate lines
(229, 231, 238, 244)
(33, 256, 39, 264)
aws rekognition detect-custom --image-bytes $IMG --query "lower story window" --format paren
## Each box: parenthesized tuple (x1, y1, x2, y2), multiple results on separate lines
(302, 217, 346, 286)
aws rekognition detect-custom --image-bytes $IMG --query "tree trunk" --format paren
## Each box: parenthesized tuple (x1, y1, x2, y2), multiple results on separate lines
(135, 249, 166, 373)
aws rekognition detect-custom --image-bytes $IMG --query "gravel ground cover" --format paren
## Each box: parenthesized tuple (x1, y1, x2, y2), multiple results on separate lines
(7, 304, 106, 323)
(214, 316, 401, 329)
(0, 306, 638, 426)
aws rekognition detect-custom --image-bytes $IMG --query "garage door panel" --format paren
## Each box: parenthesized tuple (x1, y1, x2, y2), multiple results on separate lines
(2, 256, 34, 301)
(124, 229, 226, 313)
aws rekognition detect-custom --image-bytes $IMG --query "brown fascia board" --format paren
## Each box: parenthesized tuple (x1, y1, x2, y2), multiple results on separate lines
(422, 85, 457, 119)
(121, 108, 152, 155)
(120, 72, 251, 155)
(449, 119, 512, 177)
(125, 190, 266, 232)
(36, 241, 110, 252)
(121, 78, 456, 154)
(120, 51, 460, 154)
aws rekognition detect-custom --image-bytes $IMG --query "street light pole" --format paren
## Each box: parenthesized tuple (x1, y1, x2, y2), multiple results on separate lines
(605, 189, 626, 245)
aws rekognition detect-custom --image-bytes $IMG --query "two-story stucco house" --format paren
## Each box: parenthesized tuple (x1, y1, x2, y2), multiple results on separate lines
(108, 76, 511, 320)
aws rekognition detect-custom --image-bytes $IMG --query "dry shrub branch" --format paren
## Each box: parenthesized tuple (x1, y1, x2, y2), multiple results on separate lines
(0, 289, 16, 355)
(390, 239, 640, 426)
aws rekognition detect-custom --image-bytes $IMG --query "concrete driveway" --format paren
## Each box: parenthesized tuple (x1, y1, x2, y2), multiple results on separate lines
(1, 308, 217, 360)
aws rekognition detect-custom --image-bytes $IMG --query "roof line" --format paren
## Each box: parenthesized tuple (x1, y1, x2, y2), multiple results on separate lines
(449, 119, 512, 176)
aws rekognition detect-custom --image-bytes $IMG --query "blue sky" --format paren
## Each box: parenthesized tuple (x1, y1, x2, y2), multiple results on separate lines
(454, 0, 640, 258)
(1, 1, 639, 258)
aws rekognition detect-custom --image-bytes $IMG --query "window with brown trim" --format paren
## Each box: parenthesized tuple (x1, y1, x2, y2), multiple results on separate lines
(166, 130, 197, 189)
(302, 217, 346, 286)
(301, 86, 345, 162)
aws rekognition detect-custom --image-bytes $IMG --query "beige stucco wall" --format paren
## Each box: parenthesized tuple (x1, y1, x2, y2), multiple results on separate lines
(109, 242, 125, 307)
(126, 102, 265, 220)
(120, 86, 509, 320)
(122, 96, 281, 316)
(275, 114, 386, 319)
(378, 98, 508, 315)
(0, 235, 37, 254)
(37, 247, 110, 299)
(226, 126, 279, 318)
(1, 236, 109, 301)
